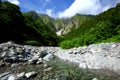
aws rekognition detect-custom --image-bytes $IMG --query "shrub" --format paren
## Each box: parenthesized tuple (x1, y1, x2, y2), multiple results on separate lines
(24, 40, 41, 45)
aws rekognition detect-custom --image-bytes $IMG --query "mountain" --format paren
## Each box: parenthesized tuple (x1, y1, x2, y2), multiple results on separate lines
(24, 11, 93, 36)
(0, 1, 60, 46)
(1, 1, 119, 49)
(59, 3, 120, 49)
(39, 14, 93, 35)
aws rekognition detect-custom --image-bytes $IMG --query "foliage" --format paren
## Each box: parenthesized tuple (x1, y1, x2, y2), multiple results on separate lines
(60, 4, 120, 49)
(0, 1, 60, 46)
(23, 11, 60, 46)
(23, 40, 41, 45)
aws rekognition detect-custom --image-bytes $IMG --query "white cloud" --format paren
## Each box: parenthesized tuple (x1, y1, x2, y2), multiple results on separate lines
(46, 9, 53, 17)
(7, 0, 20, 5)
(58, 0, 118, 18)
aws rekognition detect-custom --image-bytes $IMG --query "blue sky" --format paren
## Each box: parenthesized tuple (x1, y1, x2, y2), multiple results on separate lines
(5, 0, 120, 18)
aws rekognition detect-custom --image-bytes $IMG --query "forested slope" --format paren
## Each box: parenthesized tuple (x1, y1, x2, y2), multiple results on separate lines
(0, 1, 60, 46)
(59, 3, 120, 49)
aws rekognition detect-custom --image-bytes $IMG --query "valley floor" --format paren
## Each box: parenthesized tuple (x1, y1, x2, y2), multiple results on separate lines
(0, 41, 120, 80)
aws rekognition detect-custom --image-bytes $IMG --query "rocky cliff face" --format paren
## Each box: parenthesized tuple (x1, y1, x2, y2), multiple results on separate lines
(39, 14, 93, 35)
(24, 11, 93, 36)
(0, 41, 120, 79)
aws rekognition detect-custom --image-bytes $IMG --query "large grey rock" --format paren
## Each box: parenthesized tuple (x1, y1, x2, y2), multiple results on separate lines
(4, 57, 18, 63)
(0, 74, 11, 80)
(0, 72, 11, 80)
(43, 53, 54, 61)
(0, 72, 11, 78)
(40, 50, 48, 58)
(8, 74, 18, 80)
(28, 55, 39, 64)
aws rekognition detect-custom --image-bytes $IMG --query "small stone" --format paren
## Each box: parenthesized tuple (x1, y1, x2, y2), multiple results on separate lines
(16, 47, 23, 53)
(92, 78, 98, 80)
(68, 51, 73, 54)
(17, 72, 26, 79)
(43, 64, 48, 68)
(11, 63, 19, 68)
(79, 63, 87, 69)
(25, 71, 37, 79)
(37, 60, 43, 64)
(0, 63, 5, 67)
(9, 50, 17, 56)
(43, 67, 53, 72)
(1, 52, 7, 58)
(38, 58, 42, 61)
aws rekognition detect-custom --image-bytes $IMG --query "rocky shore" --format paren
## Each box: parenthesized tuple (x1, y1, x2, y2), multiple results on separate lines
(55, 42, 120, 73)
(0, 41, 120, 80)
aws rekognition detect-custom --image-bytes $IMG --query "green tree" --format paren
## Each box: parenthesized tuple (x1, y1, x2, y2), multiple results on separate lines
(0, 1, 60, 46)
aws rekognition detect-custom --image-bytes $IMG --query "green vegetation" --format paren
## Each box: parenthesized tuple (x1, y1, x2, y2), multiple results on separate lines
(23, 40, 41, 46)
(59, 3, 120, 49)
(0, 1, 60, 46)
(0, 1, 120, 48)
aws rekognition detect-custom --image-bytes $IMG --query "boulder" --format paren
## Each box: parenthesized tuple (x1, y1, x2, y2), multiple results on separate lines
(28, 56, 39, 64)
(4, 57, 19, 63)
(8, 74, 18, 80)
(43, 53, 54, 61)
(0, 72, 11, 80)
(40, 50, 48, 58)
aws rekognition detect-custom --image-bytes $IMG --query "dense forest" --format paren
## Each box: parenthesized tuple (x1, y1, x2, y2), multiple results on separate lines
(59, 3, 120, 48)
(0, 1, 120, 48)
(0, 1, 60, 46)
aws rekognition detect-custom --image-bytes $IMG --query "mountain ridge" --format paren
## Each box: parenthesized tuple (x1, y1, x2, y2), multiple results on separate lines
(59, 3, 120, 49)
(0, 1, 120, 48)
(24, 11, 93, 35)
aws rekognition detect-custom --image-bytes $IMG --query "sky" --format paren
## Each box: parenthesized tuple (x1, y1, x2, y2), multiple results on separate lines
(4, 0, 120, 18)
